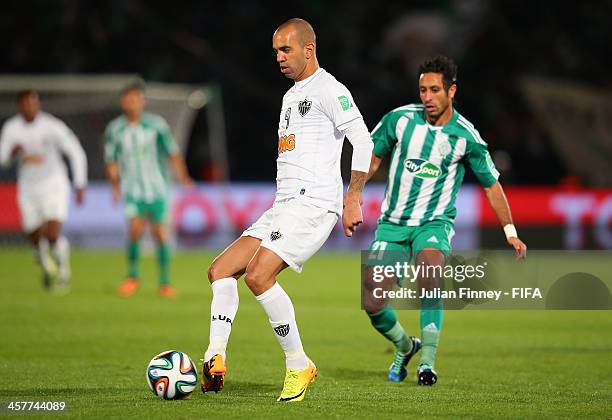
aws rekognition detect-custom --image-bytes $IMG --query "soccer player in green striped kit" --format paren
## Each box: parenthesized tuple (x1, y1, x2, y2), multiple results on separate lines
(363, 56, 527, 385)
(105, 83, 192, 298)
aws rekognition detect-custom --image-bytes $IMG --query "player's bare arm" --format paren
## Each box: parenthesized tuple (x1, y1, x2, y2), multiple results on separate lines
(105, 161, 121, 203)
(73, 188, 84, 205)
(483, 181, 527, 259)
(168, 153, 194, 187)
(10, 145, 43, 164)
(343, 170, 367, 237)
(367, 153, 383, 182)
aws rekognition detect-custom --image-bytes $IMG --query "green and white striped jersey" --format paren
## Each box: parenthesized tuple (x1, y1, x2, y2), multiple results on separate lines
(104, 112, 179, 203)
(372, 104, 499, 226)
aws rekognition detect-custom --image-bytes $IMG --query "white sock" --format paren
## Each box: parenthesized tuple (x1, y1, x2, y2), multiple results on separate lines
(35, 238, 53, 274)
(256, 282, 308, 370)
(204, 277, 239, 361)
(51, 236, 70, 281)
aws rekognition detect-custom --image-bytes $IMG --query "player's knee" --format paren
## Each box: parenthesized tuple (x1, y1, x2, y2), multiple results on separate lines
(151, 225, 167, 243)
(363, 297, 385, 315)
(243, 266, 268, 293)
(152, 231, 166, 244)
(129, 228, 143, 241)
(45, 226, 60, 243)
(207, 263, 221, 283)
(243, 269, 259, 289)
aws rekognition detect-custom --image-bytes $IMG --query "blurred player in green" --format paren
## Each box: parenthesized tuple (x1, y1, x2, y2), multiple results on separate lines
(363, 56, 527, 385)
(105, 83, 192, 298)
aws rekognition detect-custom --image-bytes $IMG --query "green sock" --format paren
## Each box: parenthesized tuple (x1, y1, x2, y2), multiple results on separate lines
(419, 297, 444, 368)
(368, 305, 413, 354)
(157, 243, 170, 285)
(127, 241, 140, 279)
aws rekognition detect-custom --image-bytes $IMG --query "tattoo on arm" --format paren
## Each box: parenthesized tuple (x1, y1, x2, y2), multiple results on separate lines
(347, 170, 368, 196)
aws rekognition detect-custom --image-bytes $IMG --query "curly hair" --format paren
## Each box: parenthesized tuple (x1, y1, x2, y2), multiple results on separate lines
(418, 56, 458, 91)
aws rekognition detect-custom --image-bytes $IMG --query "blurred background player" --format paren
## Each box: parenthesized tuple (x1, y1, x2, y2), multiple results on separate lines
(0, 89, 87, 291)
(200, 18, 373, 402)
(363, 56, 527, 385)
(105, 83, 193, 298)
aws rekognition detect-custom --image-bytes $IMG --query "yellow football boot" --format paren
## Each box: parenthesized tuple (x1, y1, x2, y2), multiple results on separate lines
(277, 360, 317, 402)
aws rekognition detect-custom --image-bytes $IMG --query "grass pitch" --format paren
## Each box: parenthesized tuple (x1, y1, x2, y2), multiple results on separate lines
(0, 248, 611, 418)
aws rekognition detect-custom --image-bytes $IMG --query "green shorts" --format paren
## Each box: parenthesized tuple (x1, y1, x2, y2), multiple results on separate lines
(124, 196, 169, 224)
(368, 220, 454, 260)
(366, 220, 454, 287)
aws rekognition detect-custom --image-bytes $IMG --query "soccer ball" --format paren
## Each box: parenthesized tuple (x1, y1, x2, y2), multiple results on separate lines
(146, 350, 198, 400)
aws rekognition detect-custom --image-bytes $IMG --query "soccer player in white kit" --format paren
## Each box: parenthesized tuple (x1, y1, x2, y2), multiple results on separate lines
(200, 18, 373, 402)
(0, 90, 87, 291)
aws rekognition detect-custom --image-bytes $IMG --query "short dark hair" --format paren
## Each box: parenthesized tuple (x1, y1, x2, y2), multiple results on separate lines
(16, 89, 38, 102)
(418, 56, 458, 90)
(120, 82, 145, 96)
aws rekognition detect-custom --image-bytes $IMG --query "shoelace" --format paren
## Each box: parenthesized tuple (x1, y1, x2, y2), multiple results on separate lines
(283, 371, 301, 393)
(390, 352, 408, 374)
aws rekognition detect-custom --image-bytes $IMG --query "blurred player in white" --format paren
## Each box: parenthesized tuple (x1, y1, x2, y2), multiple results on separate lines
(0, 90, 87, 291)
(200, 18, 373, 402)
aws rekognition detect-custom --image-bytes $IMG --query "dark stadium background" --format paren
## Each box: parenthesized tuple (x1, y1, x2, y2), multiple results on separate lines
(3, 1, 610, 183)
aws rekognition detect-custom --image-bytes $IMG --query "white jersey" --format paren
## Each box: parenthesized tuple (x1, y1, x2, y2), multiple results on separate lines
(0, 112, 87, 194)
(276, 68, 368, 214)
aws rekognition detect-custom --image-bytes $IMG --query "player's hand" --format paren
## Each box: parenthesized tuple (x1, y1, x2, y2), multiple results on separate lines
(111, 185, 122, 203)
(342, 195, 363, 237)
(508, 237, 527, 260)
(75, 188, 85, 205)
(10, 145, 24, 157)
(180, 175, 195, 189)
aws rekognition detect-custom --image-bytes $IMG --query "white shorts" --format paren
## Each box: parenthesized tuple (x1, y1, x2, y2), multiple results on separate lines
(242, 198, 339, 273)
(18, 186, 69, 233)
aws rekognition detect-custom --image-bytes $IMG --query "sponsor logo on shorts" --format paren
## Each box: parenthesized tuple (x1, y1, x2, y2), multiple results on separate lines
(270, 230, 282, 241)
(405, 158, 441, 179)
(274, 324, 290, 337)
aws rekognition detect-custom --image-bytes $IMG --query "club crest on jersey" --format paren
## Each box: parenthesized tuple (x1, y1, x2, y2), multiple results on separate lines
(405, 158, 441, 179)
(438, 140, 452, 156)
(298, 99, 312, 117)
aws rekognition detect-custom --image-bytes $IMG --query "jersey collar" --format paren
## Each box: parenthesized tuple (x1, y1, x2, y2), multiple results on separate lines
(424, 108, 459, 131)
(294, 68, 325, 90)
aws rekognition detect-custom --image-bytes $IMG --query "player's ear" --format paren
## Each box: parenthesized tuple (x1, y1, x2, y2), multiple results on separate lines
(448, 84, 457, 101)
(304, 42, 315, 59)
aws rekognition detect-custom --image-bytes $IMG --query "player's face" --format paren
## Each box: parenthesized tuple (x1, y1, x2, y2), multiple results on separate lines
(18, 94, 40, 122)
(273, 28, 307, 80)
(419, 72, 456, 122)
(121, 90, 145, 118)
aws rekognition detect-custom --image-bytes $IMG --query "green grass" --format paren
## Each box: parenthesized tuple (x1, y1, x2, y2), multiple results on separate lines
(0, 248, 611, 418)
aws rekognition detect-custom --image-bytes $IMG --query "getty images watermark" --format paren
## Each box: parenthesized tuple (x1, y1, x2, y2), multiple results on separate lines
(361, 250, 612, 310)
